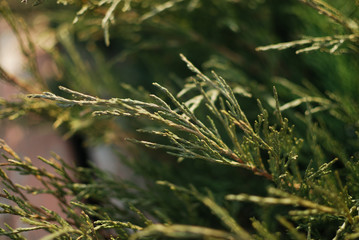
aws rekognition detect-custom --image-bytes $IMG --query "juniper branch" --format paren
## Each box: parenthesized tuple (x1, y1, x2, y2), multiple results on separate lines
(226, 188, 338, 215)
(256, 34, 358, 53)
(130, 224, 238, 240)
(298, 0, 359, 33)
(157, 181, 253, 239)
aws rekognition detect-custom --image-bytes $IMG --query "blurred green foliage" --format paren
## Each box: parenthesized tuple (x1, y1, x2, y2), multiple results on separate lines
(0, 0, 358, 239)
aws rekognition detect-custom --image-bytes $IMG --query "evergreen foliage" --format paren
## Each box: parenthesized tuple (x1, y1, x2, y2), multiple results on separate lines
(0, 0, 358, 239)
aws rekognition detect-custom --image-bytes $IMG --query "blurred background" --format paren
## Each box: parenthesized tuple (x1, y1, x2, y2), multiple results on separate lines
(0, 0, 358, 238)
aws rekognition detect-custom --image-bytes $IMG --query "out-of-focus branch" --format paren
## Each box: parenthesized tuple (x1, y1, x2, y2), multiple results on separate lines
(298, 0, 359, 34)
(0, 66, 40, 93)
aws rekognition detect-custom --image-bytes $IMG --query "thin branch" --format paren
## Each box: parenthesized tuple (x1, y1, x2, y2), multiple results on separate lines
(0, 66, 39, 93)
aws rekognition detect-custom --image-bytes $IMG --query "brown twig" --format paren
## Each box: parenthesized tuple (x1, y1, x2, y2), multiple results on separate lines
(0, 66, 39, 93)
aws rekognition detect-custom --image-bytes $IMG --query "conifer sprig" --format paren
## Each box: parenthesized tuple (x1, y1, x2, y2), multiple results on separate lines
(257, 0, 359, 54)
(0, 139, 146, 239)
(28, 55, 304, 182)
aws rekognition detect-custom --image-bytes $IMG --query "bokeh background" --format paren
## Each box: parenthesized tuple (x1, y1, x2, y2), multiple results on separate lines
(0, 0, 358, 239)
